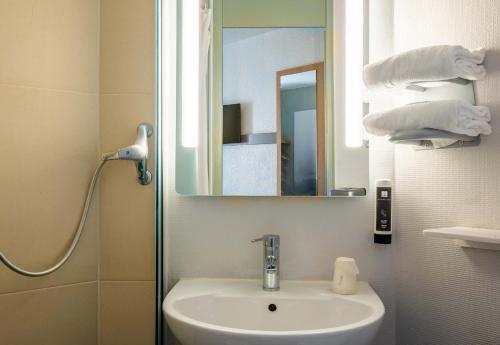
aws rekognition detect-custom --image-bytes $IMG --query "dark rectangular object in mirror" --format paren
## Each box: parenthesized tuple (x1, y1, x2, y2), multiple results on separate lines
(223, 104, 241, 144)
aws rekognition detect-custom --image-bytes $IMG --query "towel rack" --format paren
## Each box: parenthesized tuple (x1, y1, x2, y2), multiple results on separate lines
(405, 78, 471, 92)
(364, 46, 489, 150)
(388, 128, 481, 150)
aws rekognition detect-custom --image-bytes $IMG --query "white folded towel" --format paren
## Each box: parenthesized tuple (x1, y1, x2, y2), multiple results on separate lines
(363, 100, 491, 148)
(364, 45, 486, 89)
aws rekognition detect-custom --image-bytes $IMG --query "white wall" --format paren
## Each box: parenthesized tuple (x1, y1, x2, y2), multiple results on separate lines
(165, 1, 396, 344)
(223, 28, 324, 134)
(393, 1, 500, 344)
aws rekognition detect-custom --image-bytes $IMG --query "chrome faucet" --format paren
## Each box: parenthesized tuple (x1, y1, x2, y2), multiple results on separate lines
(252, 234, 280, 291)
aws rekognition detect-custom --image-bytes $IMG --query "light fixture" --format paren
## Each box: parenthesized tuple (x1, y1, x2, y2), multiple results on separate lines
(181, 0, 200, 148)
(345, 0, 365, 148)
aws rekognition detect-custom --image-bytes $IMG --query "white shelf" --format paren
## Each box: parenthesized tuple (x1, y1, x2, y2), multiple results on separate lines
(423, 227, 500, 251)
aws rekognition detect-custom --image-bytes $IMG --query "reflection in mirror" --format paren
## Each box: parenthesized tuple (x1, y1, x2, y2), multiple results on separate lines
(175, 0, 370, 197)
(222, 28, 325, 196)
(279, 66, 324, 196)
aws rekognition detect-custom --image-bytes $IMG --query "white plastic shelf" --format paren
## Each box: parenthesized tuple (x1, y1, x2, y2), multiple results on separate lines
(423, 227, 500, 251)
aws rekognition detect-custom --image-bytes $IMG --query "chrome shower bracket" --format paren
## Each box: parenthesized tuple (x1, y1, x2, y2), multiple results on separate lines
(102, 122, 154, 185)
(0, 122, 154, 277)
(135, 123, 154, 185)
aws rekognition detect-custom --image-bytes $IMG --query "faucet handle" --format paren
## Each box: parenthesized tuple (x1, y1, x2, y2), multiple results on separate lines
(251, 234, 280, 246)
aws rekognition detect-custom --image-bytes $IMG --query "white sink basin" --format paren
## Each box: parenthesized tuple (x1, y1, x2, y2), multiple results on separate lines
(163, 278, 384, 345)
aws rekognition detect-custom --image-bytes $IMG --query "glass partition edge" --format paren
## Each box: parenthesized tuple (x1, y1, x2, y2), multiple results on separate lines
(155, 0, 164, 344)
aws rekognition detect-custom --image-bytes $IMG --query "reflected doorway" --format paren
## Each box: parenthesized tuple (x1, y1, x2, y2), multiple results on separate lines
(277, 63, 325, 196)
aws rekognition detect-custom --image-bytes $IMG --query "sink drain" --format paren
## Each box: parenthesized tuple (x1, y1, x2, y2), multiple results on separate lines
(268, 304, 277, 312)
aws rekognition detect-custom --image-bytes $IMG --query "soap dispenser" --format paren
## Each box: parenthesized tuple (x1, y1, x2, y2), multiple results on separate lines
(332, 257, 360, 295)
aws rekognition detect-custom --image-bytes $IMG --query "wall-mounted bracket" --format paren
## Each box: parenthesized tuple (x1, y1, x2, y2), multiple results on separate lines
(389, 129, 481, 150)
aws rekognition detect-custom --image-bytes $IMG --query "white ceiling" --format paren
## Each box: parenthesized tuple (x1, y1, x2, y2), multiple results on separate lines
(223, 28, 278, 45)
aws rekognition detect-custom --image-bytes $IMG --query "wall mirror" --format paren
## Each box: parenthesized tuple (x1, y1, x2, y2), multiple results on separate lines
(176, 0, 369, 196)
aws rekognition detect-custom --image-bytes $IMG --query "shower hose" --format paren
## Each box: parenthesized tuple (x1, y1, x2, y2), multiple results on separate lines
(0, 154, 114, 277)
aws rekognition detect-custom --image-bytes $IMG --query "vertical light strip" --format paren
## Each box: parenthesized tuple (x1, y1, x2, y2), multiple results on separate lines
(182, 0, 200, 148)
(345, 0, 364, 148)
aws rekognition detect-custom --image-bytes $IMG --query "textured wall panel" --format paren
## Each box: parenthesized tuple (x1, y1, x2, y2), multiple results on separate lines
(393, 1, 500, 344)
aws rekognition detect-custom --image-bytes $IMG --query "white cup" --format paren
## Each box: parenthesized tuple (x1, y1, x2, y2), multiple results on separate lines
(332, 257, 360, 295)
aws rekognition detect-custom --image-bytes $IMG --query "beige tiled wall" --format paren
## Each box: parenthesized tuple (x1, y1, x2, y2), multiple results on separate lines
(1, 0, 156, 343)
(99, 0, 156, 344)
(99, 281, 156, 345)
(0, 282, 98, 345)
(0, 0, 100, 344)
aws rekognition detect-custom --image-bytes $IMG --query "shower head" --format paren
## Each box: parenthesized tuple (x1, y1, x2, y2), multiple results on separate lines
(104, 123, 154, 185)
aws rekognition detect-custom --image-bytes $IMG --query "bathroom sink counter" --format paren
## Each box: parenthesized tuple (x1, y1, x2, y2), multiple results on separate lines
(164, 278, 384, 345)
